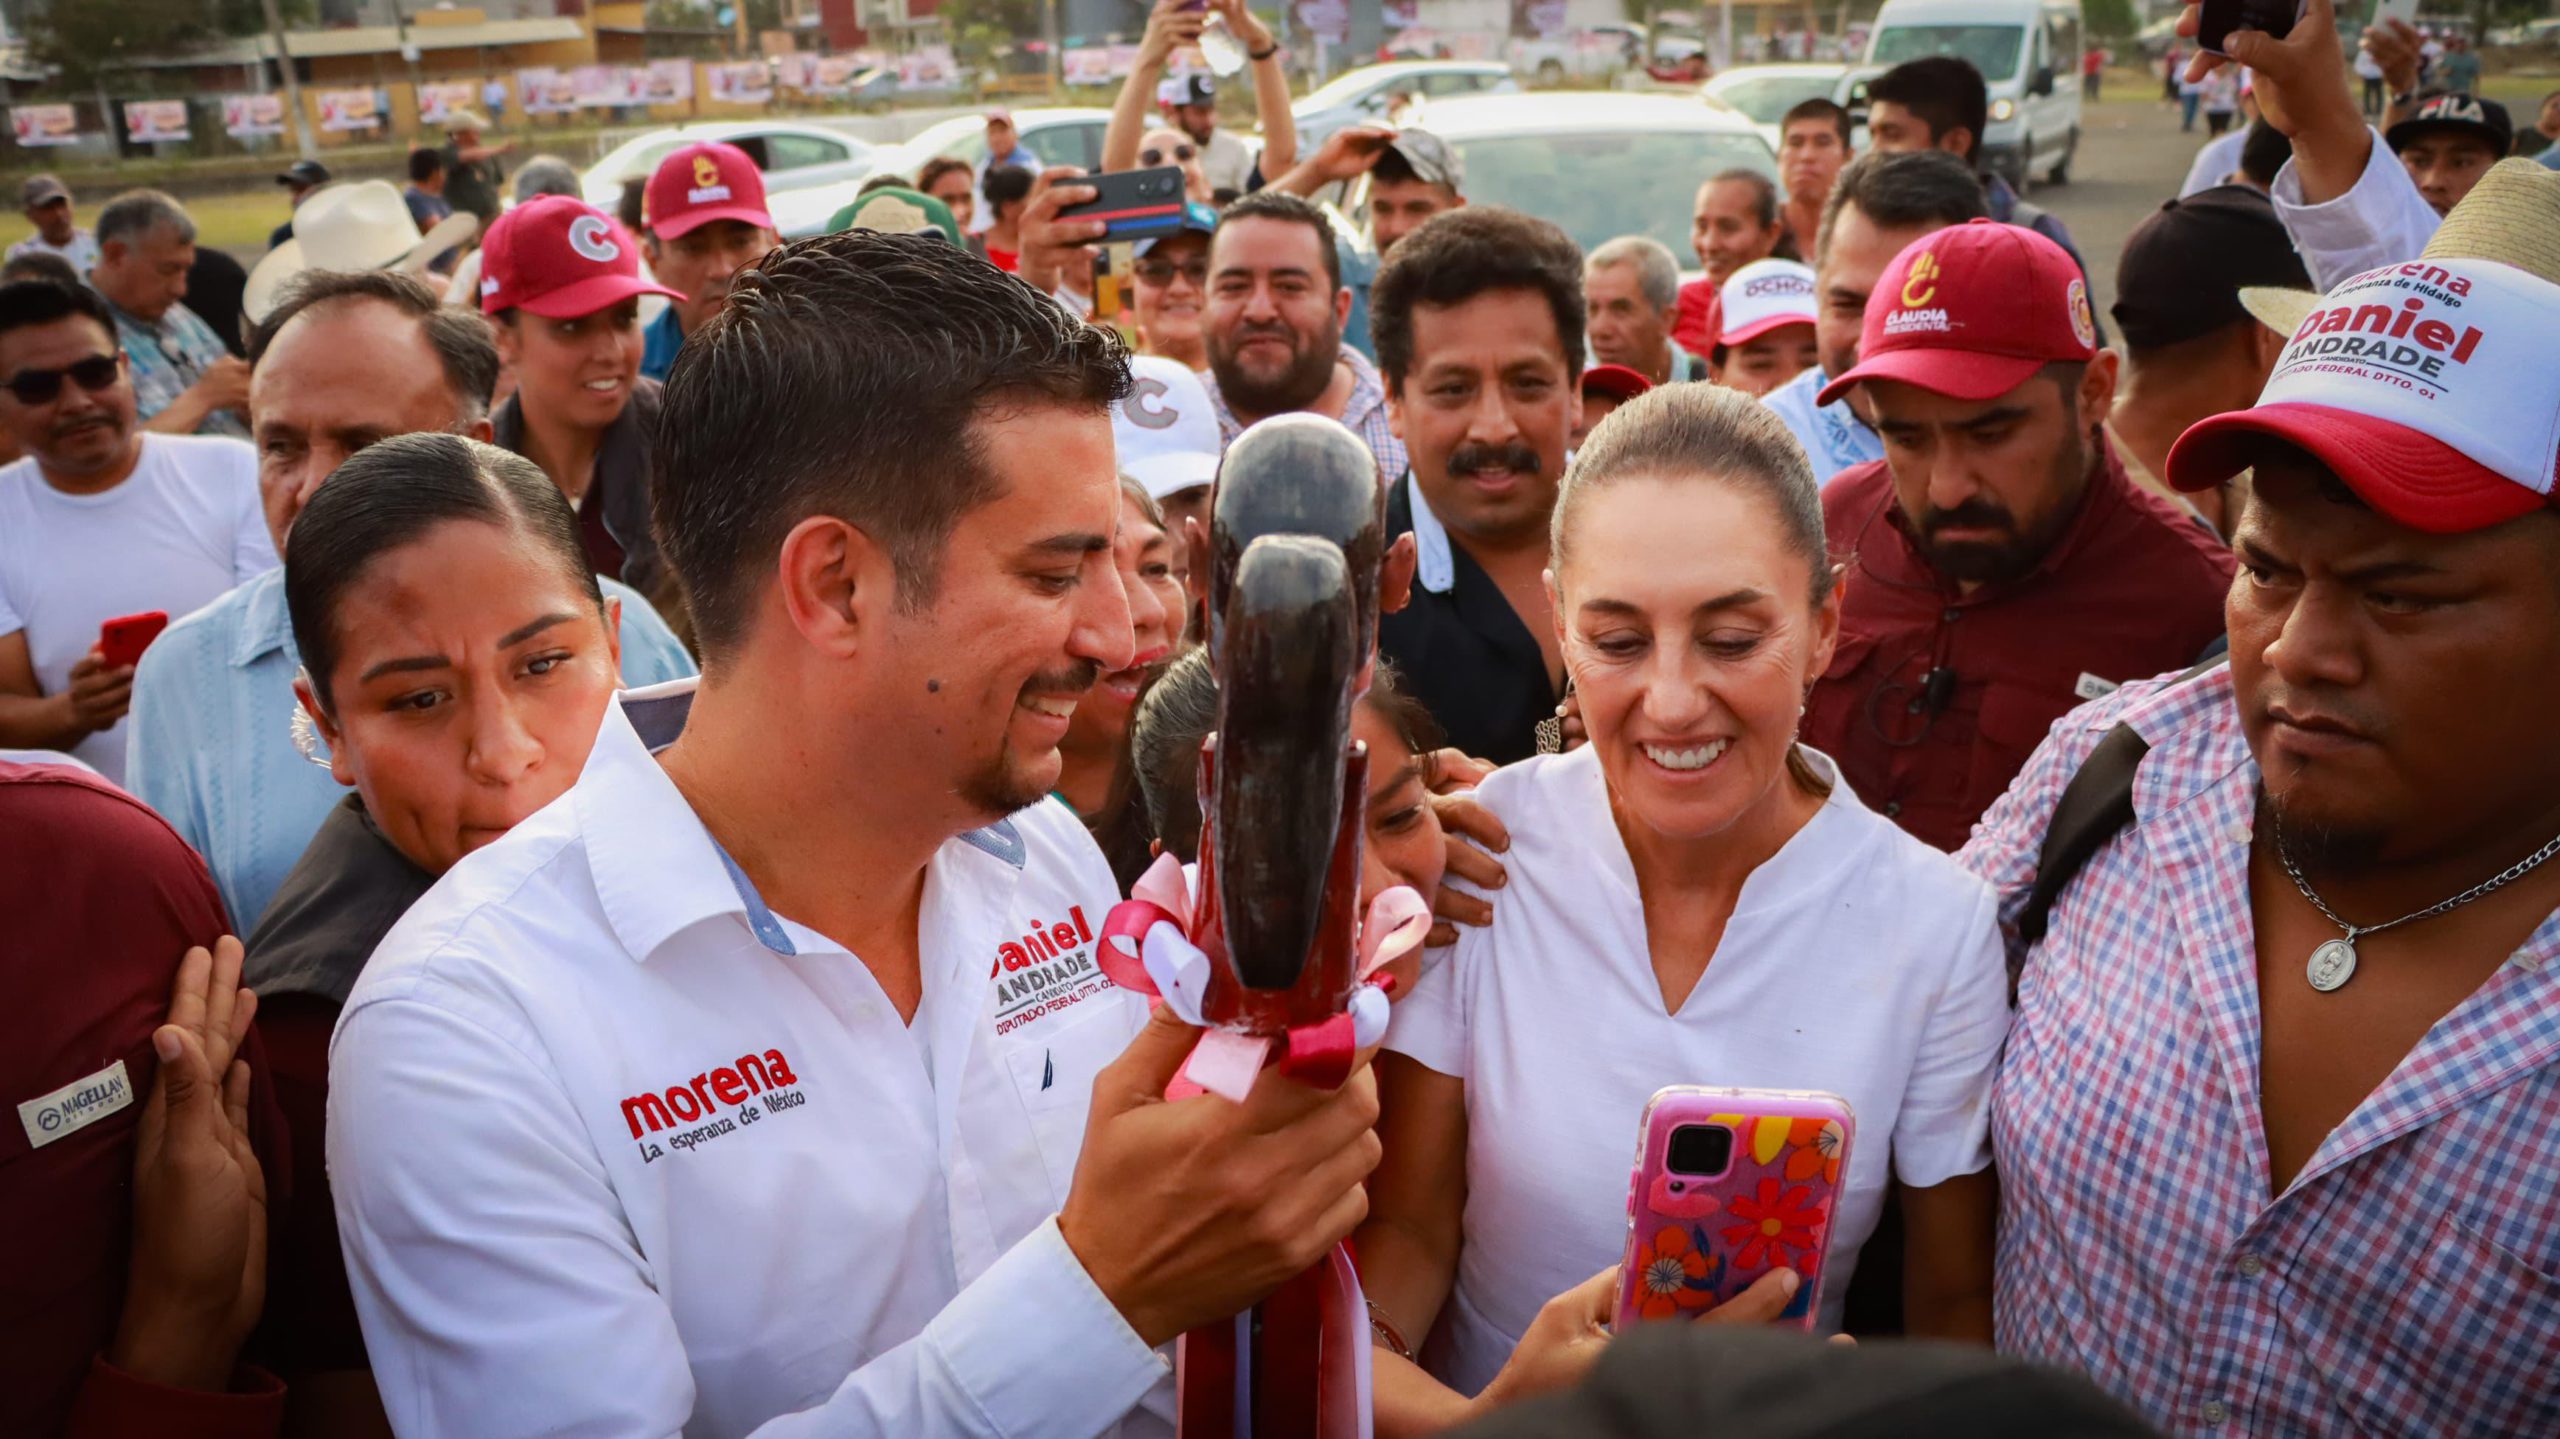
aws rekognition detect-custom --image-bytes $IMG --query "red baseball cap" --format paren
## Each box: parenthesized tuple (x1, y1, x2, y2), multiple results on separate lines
(479, 194, 684, 318)
(1580, 364, 1653, 404)
(645, 141, 773, 240)
(1817, 219, 2098, 407)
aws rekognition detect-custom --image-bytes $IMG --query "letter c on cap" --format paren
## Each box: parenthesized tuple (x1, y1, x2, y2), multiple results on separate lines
(568, 214, 621, 264)
(1126, 376, 1178, 431)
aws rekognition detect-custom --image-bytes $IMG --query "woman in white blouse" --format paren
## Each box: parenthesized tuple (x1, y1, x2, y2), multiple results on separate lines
(1363, 384, 2011, 1434)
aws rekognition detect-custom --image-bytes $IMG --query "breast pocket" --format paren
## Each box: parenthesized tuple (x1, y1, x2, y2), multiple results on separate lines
(1967, 679, 2075, 808)
(2353, 1215, 2560, 1437)
(1003, 999, 1138, 1196)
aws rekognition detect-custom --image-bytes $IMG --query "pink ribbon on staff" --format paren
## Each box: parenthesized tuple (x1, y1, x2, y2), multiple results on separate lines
(1097, 853, 1428, 1103)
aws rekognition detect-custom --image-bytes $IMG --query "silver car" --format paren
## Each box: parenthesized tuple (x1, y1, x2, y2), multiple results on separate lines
(1292, 60, 1519, 148)
(581, 121, 878, 211)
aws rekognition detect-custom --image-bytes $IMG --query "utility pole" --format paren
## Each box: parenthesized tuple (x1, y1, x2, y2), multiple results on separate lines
(260, 0, 320, 160)
(1042, 0, 1062, 98)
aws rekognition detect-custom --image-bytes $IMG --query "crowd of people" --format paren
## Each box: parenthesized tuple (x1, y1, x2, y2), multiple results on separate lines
(7, 0, 2560, 1433)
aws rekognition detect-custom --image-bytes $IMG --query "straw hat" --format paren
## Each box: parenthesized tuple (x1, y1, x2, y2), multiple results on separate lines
(243, 180, 481, 325)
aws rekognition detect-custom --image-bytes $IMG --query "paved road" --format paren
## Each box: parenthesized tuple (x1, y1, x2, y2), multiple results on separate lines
(2025, 89, 2219, 329)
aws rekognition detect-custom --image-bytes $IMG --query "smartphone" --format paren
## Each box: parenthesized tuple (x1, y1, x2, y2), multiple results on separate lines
(96, 611, 169, 670)
(2369, 0, 2418, 32)
(1613, 1086, 1854, 1332)
(2196, 0, 2303, 55)
(1057, 166, 1193, 245)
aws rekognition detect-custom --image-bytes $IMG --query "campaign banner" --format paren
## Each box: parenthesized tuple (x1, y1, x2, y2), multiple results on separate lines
(417, 80, 477, 126)
(707, 61, 773, 104)
(1062, 46, 1112, 85)
(1384, 0, 1419, 27)
(806, 55, 866, 95)
(1296, 0, 1351, 45)
(123, 99, 190, 144)
(567, 65, 629, 108)
(898, 44, 956, 90)
(517, 67, 578, 114)
(11, 104, 81, 147)
(221, 93, 286, 137)
(625, 58, 695, 104)
(316, 89, 381, 132)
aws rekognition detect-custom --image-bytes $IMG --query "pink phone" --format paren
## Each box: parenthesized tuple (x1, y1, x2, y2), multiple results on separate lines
(1613, 1086, 1855, 1332)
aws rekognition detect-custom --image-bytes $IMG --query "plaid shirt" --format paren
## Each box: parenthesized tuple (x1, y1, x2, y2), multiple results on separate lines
(107, 297, 247, 439)
(1205, 344, 1407, 485)
(1961, 666, 2560, 1437)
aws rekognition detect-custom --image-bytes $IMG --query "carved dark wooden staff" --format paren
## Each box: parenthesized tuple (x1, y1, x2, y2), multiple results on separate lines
(1179, 415, 1386, 1439)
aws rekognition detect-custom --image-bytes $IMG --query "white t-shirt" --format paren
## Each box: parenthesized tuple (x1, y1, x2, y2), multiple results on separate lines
(1384, 746, 2009, 1390)
(0, 434, 272, 781)
(5, 228, 99, 274)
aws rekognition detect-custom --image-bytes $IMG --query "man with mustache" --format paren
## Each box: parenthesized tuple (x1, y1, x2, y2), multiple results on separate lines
(0, 278, 270, 784)
(1371, 206, 1585, 765)
(326, 230, 1381, 1437)
(1201, 190, 1406, 483)
(1802, 220, 2233, 852)
(639, 141, 777, 384)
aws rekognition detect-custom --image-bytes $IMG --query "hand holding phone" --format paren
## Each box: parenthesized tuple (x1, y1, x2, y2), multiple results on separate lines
(1614, 1086, 1853, 1332)
(2197, 0, 2304, 56)
(1055, 167, 1194, 245)
(97, 611, 170, 671)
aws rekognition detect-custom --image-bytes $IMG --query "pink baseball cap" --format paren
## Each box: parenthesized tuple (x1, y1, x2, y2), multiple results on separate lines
(2166, 255, 2560, 533)
(645, 141, 773, 240)
(479, 194, 685, 318)
(1817, 219, 2098, 407)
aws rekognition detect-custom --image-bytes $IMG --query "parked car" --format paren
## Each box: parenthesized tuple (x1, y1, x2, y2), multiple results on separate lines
(1292, 61, 1519, 147)
(1701, 62, 1857, 150)
(766, 107, 1113, 239)
(581, 121, 878, 210)
(1864, 0, 2085, 187)
(1349, 91, 1774, 265)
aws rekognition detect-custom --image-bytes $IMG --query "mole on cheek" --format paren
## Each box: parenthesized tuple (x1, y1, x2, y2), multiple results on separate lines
(926, 679, 941, 693)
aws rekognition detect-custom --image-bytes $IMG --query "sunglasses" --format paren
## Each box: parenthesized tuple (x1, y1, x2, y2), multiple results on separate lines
(1135, 258, 1208, 286)
(1141, 143, 1198, 166)
(4, 353, 120, 405)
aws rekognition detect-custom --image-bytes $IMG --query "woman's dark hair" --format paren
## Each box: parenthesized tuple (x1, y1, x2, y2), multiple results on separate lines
(1131, 649, 1439, 868)
(1370, 206, 1585, 394)
(286, 432, 602, 713)
(917, 156, 973, 196)
(982, 164, 1035, 209)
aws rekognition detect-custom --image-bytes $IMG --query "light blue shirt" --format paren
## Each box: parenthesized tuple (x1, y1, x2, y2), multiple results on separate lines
(125, 567, 696, 930)
(1762, 364, 1883, 486)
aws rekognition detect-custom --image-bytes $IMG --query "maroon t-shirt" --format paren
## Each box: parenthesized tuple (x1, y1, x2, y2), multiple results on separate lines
(1803, 443, 2237, 851)
(0, 762, 289, 1436)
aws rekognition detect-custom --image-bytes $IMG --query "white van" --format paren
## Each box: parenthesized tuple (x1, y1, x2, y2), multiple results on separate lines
(1864, 0, 2085, 188)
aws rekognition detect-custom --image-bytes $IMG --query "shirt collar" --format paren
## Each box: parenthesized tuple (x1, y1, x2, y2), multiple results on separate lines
(231, 565, 295, 669)
(579, 678, 1034, 965)
(1404, 472, 1456, 595)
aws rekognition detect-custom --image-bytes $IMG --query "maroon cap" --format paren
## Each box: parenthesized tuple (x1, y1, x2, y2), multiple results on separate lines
(1817, 219, 2098, 407)
(479, 194, 685, 318)
(1580, 364, 1653, 403)
(645, 141, 773, 240)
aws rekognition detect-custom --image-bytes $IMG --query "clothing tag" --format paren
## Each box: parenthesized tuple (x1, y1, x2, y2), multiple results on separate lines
(2074, 672, 2120, 703)
(19, 1059, 134, 1150)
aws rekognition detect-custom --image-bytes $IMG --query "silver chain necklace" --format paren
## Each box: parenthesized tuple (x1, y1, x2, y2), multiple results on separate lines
(2273, 811, 2560, 992)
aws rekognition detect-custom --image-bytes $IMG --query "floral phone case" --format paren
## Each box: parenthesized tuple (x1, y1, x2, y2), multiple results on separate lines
(1613, 1086, 1856, 1332)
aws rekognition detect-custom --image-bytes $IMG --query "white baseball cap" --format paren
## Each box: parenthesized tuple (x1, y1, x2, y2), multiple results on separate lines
(1114, 354, 1223, 503)
(2168, 160, 2560, 534)
(1716, 258, 1817, 348)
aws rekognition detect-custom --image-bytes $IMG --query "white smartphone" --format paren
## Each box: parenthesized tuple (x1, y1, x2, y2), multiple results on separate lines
(2370, 0, 2420, 32)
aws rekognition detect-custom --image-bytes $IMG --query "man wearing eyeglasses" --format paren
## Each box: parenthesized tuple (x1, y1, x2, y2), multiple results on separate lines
(1801, 220, 2231, 852)
(0, 279, 270, 784)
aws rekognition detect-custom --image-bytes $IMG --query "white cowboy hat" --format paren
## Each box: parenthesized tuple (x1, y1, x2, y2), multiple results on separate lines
(242, 180, 481, 326)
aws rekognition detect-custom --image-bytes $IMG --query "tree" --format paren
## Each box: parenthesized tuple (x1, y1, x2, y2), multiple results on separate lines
(2083, 0, 2138, 42)
(25, 0, 315, 93)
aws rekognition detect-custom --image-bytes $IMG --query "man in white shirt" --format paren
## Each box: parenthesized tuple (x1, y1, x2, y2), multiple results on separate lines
(9, 175, 99, 274)
(0, 278, 270, 783)
(329, 228, 1382, 1438)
